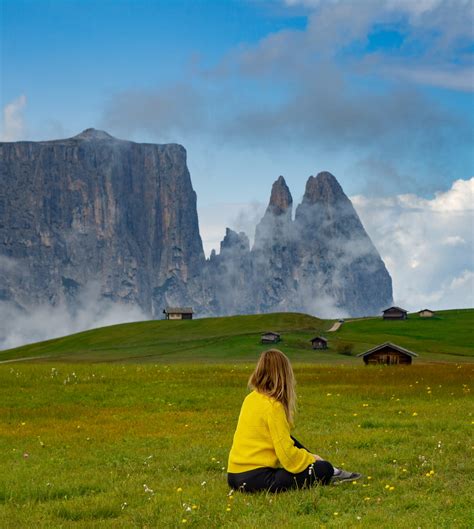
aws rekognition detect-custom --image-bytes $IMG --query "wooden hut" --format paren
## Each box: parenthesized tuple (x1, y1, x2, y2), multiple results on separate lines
(163, 307, 194, 320)
(357, 342, 418, 365)
(310, 336, 328, 350)
(261, 332, 281, 344)
(382, 306, 408, 320)
(418, 309, 435, 318)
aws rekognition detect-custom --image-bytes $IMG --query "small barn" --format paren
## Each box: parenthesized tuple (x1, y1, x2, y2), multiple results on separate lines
(357, 342, 418, 365)
(310, 336, 328, 350)
(163, 307, 194, 320)
(382, 306, 408, 320)
(261, 332, 281, 344)
(418, 309, 435, 318)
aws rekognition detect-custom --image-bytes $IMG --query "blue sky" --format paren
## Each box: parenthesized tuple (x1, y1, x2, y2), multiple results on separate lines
(1, 0, 473, 309)
(2, 0, 472, 200)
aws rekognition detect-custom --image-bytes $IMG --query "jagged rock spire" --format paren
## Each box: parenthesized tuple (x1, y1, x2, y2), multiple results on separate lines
(220, 228, 250, 254)
(301, 171, 346, 205)
(267, 175, 293, 215)
(254, 176, 293, 251)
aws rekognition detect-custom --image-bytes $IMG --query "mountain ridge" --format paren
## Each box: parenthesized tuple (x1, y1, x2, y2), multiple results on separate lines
(0, 129, 393, 333)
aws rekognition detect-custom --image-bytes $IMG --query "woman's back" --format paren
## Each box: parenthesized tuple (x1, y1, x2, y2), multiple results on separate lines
(227, 390, 314, 474)
(227, 349, 360, 492)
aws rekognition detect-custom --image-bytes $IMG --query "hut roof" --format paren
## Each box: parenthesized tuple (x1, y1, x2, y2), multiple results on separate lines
(356, 342, 418, 358)
(310, 336, 328, 343)
(261, 331, 281, 337)
(418, 309, 434, 313)
(382, 306, 408, 314)
(164, 307, 194, 314)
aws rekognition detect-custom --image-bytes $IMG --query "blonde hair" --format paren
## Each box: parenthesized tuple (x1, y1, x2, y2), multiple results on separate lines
(248, 349, 297, 425)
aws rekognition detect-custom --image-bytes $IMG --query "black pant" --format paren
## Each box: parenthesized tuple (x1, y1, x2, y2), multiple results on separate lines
(227, 436, 334, 493)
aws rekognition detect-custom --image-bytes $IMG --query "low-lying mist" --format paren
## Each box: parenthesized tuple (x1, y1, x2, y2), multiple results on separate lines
(0, 284, 148, 351)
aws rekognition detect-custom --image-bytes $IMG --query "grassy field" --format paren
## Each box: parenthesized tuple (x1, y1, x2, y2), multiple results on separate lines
(0, 362, 472, 528)
(337, 309, 473, 360)
(1, 310, 472, 527)
(1, 309, 473, 364)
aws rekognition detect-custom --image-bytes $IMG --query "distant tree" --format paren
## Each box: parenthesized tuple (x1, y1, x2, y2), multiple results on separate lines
(336, 342, 354, 356)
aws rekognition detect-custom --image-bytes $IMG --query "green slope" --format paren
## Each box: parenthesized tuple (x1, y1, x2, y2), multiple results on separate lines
(1, 309, 472, 364)
(0, 312, 329, 363)
(336, 308, 474, 359)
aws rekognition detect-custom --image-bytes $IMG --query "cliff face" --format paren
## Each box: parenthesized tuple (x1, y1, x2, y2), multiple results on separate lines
(0, 129, 205, 315)
(0, 129, 392, 324)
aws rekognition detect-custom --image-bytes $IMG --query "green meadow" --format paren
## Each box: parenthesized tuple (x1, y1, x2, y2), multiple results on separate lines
(1, 309, 473, 363)
(1, 310, 473, 528)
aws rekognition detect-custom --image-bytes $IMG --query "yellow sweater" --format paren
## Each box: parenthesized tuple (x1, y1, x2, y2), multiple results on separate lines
(227, 390, 315, 474)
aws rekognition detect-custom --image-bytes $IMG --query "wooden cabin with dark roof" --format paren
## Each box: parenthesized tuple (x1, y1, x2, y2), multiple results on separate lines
(418, 309, 435, 318)
(357, 342, 418, 365)
(163, 307, 194, 320)
(261, 332, 281, 344)
(382, 306, 408, 320)
(310, 336, 328, 350)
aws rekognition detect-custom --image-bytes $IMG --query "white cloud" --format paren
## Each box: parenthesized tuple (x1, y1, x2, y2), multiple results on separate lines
(443, 236, 466, 246)
(351, 178, 474, 311)
(285, 0, 466, 25)
(1, 95, 27, 141)
(281, 0, 474, 91)
(429, 178, 474, 212)
(387, 65, 474, 92)
(358, 177, 474, 212)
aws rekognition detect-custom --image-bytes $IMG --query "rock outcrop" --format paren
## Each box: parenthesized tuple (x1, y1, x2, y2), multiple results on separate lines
(0, 129, 205, 315)
(292, 172, 392, 316)
(205, 172, 393, 317)
(0, 130, 393, 327)
(252, 176, 296, 311)
(206, 228, 254, 315)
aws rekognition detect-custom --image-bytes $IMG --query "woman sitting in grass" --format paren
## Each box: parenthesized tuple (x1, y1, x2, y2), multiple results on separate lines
(227, 348, 361, 492)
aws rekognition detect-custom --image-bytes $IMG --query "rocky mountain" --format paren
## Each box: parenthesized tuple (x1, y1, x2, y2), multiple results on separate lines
(205, 173, 393, 317)
(0, 129, 393, 327)
(0, 129, 205, 315)
(293, 172, 393, 316)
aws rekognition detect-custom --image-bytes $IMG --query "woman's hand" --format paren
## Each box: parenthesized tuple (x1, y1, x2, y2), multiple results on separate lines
(312, 453, 323, 461)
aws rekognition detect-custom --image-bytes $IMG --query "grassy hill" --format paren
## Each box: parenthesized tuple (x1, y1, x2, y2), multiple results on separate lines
(1, 308, 473, 364)
(336, 309, 473, 360)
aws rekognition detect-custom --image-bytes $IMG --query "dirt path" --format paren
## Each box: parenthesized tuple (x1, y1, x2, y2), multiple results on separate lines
(327, 321, 343, 332)
(0, 355, 51, 364)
